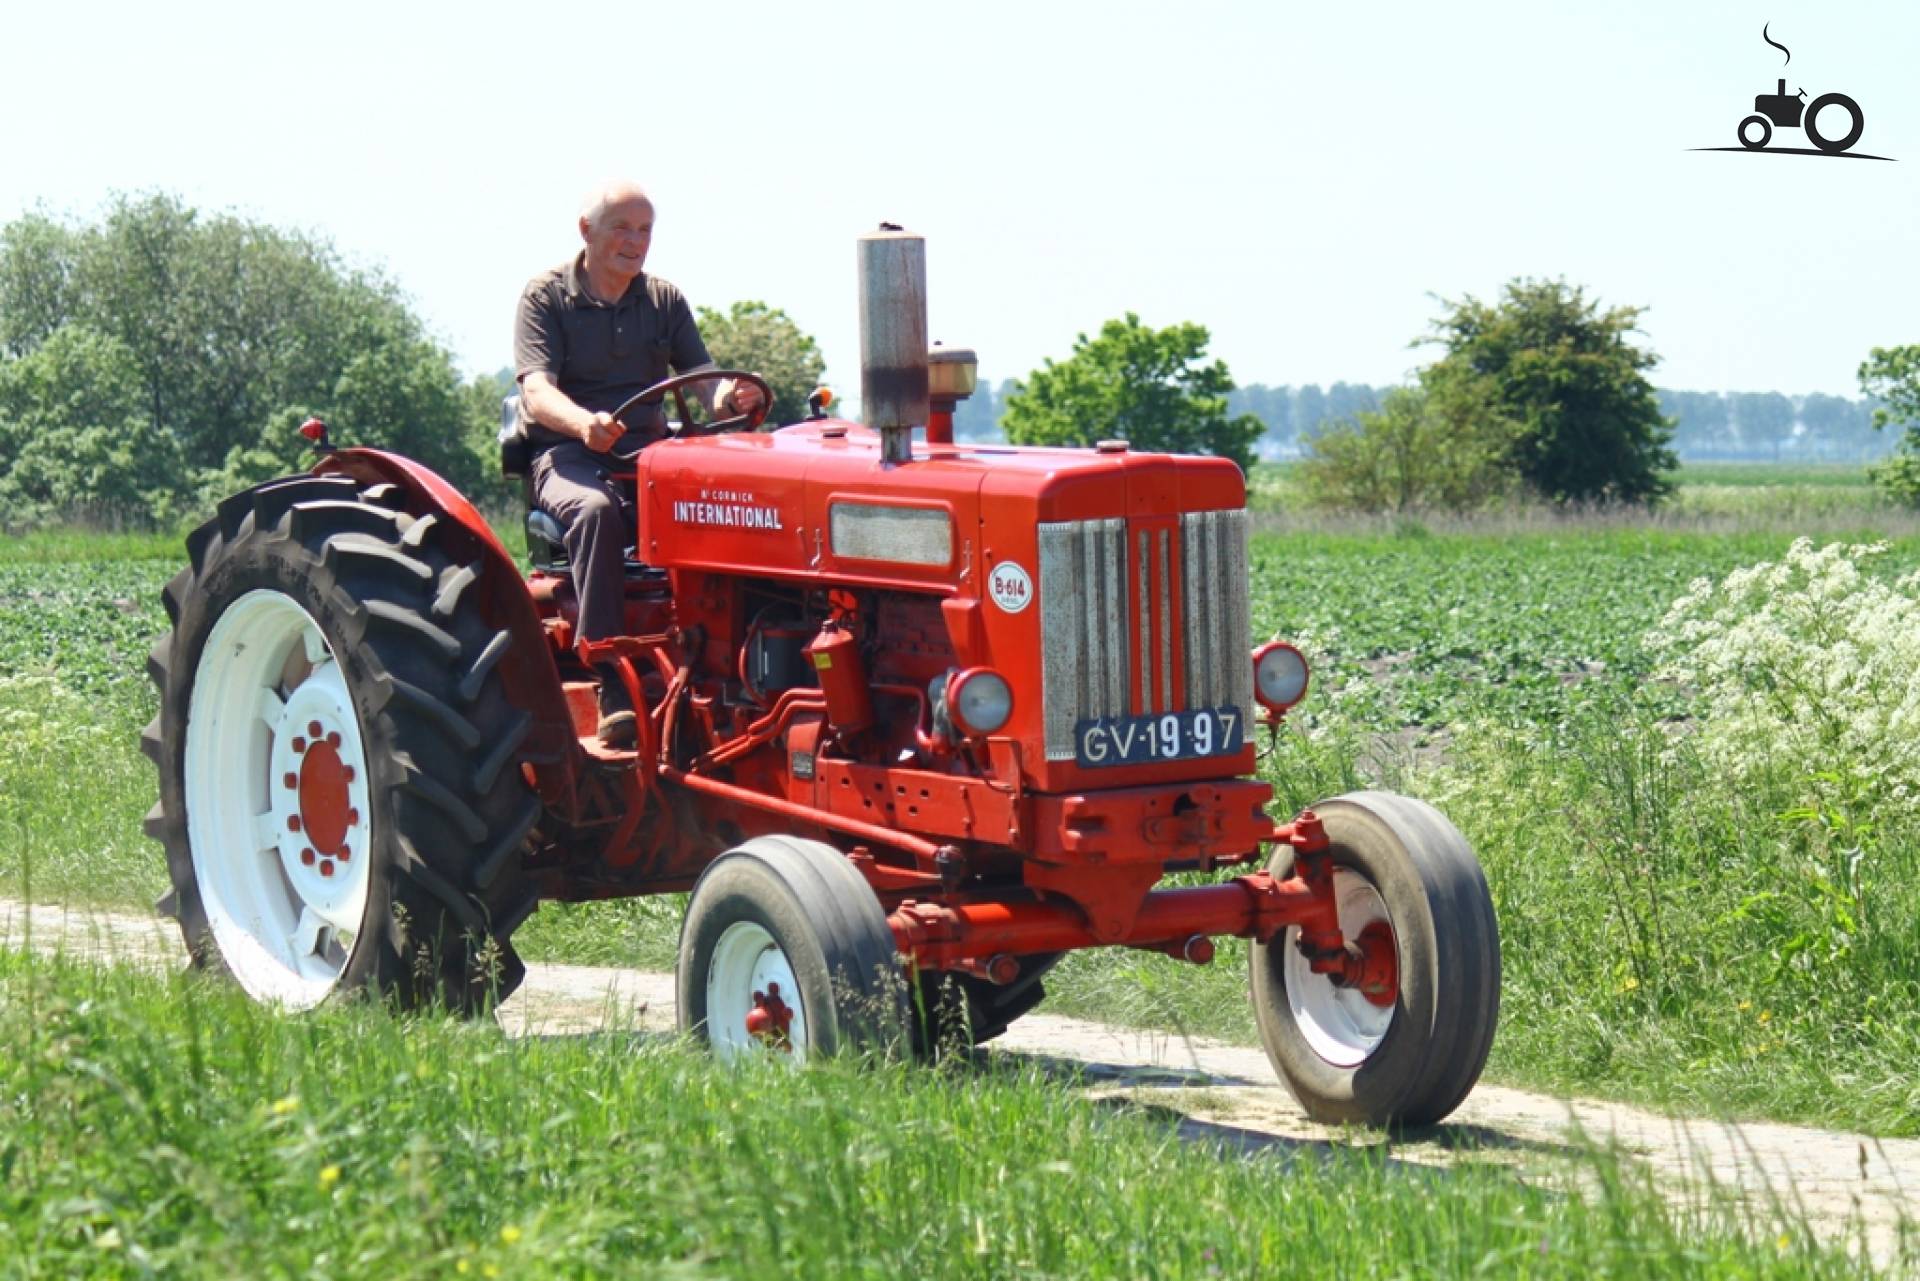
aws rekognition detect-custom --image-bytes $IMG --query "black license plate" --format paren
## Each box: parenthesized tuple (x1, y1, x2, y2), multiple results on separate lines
(1074, 707, 1244, 768)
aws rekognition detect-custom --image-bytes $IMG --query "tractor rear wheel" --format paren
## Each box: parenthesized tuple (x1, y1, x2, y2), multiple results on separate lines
(143, 474, 542, 1012)
(1250, 791, 1499, 1128)
(677, 835, 908, 1062)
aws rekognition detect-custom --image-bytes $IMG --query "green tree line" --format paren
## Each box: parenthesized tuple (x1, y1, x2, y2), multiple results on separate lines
(4, 194, 1917, 526)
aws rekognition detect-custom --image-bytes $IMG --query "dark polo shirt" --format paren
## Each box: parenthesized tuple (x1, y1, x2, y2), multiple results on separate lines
(514, 253, 713, 450)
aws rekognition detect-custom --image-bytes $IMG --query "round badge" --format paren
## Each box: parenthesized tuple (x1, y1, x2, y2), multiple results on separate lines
(988, 561, 1034, 614)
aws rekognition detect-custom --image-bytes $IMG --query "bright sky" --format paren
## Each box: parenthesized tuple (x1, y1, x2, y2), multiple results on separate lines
(4, 0, 1914, 399)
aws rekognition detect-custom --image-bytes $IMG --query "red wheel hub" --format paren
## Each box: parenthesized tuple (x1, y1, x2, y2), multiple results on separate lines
(279, 714, 361, 881)
(1351, 920, 1398, 1008)
(745, 981, 796, 1050)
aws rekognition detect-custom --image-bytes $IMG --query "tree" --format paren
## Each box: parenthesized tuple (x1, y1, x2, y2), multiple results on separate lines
(1299, 367, 1521, 512)
(1001, 313, 1263, 473)
(0, 192, 495, 525)
(0, 325, 182, 523)
(1859, 345, 1920, 504)
(1731, 391, 1794, 460)
(1426, 279, 1676, 503)
(694, 300, 826, 427)
(1292, 383, 1328, 441)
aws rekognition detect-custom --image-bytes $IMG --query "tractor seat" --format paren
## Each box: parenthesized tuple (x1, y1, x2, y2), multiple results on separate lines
(500, 394, 664, 583)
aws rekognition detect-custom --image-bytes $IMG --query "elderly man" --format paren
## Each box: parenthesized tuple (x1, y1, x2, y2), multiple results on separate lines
(515, 181, 761, 746)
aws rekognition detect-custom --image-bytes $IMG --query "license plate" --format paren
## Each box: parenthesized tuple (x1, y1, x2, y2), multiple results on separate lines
(1074, 707, 1244, 768)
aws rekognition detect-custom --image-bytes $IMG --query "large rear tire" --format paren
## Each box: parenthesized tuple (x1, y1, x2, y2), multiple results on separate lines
(1250, 791, 1499, 1127)
(677, 835, 907, 1062)
(143, 474, 542, 1011)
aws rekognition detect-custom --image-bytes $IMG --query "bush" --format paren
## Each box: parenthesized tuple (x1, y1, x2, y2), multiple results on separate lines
(1299, 371, 1521, 512)
(1644, 538, 1920, 819)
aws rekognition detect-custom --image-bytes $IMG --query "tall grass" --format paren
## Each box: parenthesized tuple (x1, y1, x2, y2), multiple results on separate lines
(0, 950, 1895, 1278)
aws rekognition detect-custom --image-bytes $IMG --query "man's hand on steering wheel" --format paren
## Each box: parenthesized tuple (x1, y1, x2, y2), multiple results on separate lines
(610, 368, 776, 439)
(580, 411, 622, 453)
(718, 378, 765, 420)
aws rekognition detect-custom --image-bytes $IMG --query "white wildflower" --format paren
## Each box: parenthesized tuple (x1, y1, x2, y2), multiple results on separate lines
(1643, 538, 1920, 816)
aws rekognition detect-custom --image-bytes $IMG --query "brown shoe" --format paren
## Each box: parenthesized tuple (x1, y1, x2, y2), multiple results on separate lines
(595, 665, 638, 748)
(596, 708, 638, 749)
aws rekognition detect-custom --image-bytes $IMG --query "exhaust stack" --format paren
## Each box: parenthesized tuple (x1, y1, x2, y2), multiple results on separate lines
(857, 225, 928, 464)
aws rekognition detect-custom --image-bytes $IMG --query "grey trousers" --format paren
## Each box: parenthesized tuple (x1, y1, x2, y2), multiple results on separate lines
(530, 441, 634, 644)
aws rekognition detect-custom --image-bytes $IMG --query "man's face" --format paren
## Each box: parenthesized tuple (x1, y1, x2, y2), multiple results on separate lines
(581, 197, 654, 278)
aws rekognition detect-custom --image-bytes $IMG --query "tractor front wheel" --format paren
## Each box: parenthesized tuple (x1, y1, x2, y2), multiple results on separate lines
(677, 835, 908, 1063)
(143, 474, 541, 1011)
(1250, 791, 1499, 1128)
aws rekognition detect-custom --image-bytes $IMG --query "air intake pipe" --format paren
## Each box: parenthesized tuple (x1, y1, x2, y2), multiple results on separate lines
(857, 225, 928, 464)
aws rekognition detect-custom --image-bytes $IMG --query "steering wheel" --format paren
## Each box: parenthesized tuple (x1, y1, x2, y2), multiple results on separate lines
(610, 368, 775, 438)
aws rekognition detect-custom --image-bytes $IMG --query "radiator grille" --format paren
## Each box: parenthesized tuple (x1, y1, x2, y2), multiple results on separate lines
(1036, 510, 1253, 762)
(1181, 508, 1254, 721)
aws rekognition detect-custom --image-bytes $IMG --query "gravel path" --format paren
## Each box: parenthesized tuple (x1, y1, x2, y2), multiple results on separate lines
(4, 897, 1914, 1266)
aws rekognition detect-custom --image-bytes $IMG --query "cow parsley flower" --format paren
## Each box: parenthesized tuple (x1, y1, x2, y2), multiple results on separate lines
(1643, 538, 1920, 816)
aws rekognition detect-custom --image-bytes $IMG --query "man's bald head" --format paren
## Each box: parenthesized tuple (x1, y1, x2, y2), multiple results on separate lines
(577, 181, 656, 294)
(580, 180, 653, 232)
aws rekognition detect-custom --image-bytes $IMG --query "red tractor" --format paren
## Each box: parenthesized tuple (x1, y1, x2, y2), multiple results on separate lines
(142, 228, 1497, 1126)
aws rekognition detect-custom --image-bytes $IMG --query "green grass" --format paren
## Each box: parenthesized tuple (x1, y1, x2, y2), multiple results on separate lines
(1671, 462, 1875, 488)
(9, 520, 1920, 1137)
(0, 950, 1898, 1278)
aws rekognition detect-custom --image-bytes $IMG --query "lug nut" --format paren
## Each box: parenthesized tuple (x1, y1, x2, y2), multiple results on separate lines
(327, 731, 341, 749)
(346, 807, 359, 828)
(308, 721, 323, 738)
(343, 766, 356, 783)
(287, 815, 302, 832)
(292, 737, 306, 753)
(300, 848, 315, 866)
(319, 860, 334, 878)
(283, 772, 298, 789)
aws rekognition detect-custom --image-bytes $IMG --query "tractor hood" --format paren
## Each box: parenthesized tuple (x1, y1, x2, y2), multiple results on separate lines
(633, 419, 1246, 595)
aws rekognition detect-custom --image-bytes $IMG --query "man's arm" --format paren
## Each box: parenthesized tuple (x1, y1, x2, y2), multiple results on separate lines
(515, 280, 620, 452)
(521, 373, 621, 452)
(664, 291, 761, 420)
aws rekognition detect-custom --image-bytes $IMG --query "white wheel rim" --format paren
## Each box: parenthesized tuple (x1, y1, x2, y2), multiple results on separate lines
(1282, 868, 1395, 1067)
(184, 590, 372, 1009)
(706, 921, 809, 1064)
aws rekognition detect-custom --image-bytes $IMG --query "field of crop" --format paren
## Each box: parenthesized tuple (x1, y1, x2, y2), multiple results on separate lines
(5, 468, 1920, 1146)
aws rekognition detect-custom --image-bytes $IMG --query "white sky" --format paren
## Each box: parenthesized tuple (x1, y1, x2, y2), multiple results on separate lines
(3, 0, 1914, 398)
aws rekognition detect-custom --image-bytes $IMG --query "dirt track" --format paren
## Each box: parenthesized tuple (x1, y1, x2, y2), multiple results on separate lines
(4, 897, 1914, 1267)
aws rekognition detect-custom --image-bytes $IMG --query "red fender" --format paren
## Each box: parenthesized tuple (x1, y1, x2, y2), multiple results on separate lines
(314, 449, 581, 803)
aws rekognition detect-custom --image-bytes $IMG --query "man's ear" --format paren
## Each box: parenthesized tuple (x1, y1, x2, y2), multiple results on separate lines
(578, 216, 592, 244)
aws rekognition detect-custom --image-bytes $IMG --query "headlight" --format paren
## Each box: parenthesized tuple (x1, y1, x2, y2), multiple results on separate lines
(947, 667, 1013, 737)
(1252, 641, 1309, 711)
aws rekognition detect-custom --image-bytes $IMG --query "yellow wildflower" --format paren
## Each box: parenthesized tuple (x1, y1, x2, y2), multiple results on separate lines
(270, 1095, 299, 1116)
(500, 1225, 523, 1245)
(319, 1165, 341, 1190)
